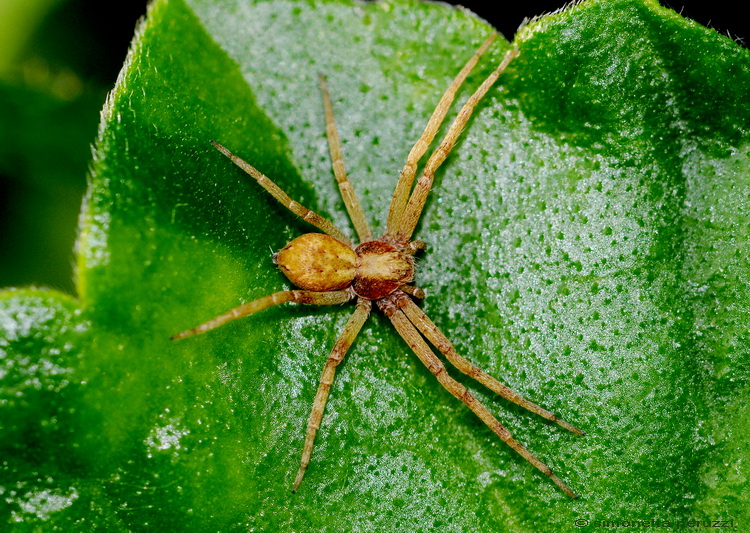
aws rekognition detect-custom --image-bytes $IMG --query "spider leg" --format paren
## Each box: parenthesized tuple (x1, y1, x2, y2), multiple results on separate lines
(381, 301, 576, 498)
(395, 47, 519, 242)
(211, 141, 352, 246)
(402, 240, 426, 255)
(319, 75, 373, 243)
(385, 33, 498, 238)
(170, 289, 353, 340)
(399, 285, 426, 299)
(293, 298, 372, 492)
(399, 297, 584, 435)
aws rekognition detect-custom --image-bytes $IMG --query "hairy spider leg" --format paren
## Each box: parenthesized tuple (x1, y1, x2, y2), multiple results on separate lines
(211, 141, 352, 246)
(293, 298, 373, 492)
(395, 47, 519, 242)
(320, 74, 372, 243)
(399, 284, 425, 299)
(385, 33, 498, 237)
(399, 297, 584, 435)
(381, 298, 577, 498)
(170, 290, 353, 340)
(402, 240, 426, 255)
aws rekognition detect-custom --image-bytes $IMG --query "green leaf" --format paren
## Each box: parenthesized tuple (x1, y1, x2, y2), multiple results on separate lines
(2, 0, 750, 530)
(0, 83, 101, 292)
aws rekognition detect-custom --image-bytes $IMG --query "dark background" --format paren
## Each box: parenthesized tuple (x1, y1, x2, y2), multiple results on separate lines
(0, 0, 744, 294)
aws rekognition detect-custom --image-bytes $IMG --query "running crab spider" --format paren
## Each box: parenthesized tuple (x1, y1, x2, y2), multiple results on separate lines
(172, 33, 583, 498)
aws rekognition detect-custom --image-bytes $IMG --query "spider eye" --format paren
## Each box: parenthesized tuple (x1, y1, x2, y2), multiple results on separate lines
(275, 233, 356, 291)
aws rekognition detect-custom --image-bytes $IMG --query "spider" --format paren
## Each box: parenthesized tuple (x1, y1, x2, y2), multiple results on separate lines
(172, 33, 583, 498)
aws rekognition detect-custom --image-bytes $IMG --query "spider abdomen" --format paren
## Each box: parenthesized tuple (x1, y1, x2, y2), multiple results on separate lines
(274, 233, 357, 291)
(353, 241, 414, 300)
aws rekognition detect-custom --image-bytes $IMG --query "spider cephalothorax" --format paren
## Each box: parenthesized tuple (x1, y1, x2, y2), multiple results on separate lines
(172, 34, 583, 498)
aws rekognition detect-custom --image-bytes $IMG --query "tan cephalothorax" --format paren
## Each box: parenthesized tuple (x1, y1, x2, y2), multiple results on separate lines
(172, 34, 584, 498)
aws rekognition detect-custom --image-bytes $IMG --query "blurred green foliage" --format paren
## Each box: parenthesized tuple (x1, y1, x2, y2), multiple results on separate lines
(0, 0, 145, 294)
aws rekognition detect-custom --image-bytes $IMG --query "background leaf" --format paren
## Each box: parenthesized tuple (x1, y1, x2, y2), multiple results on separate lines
(2, 0, 749, 530)
(0, 0, 147, 293)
